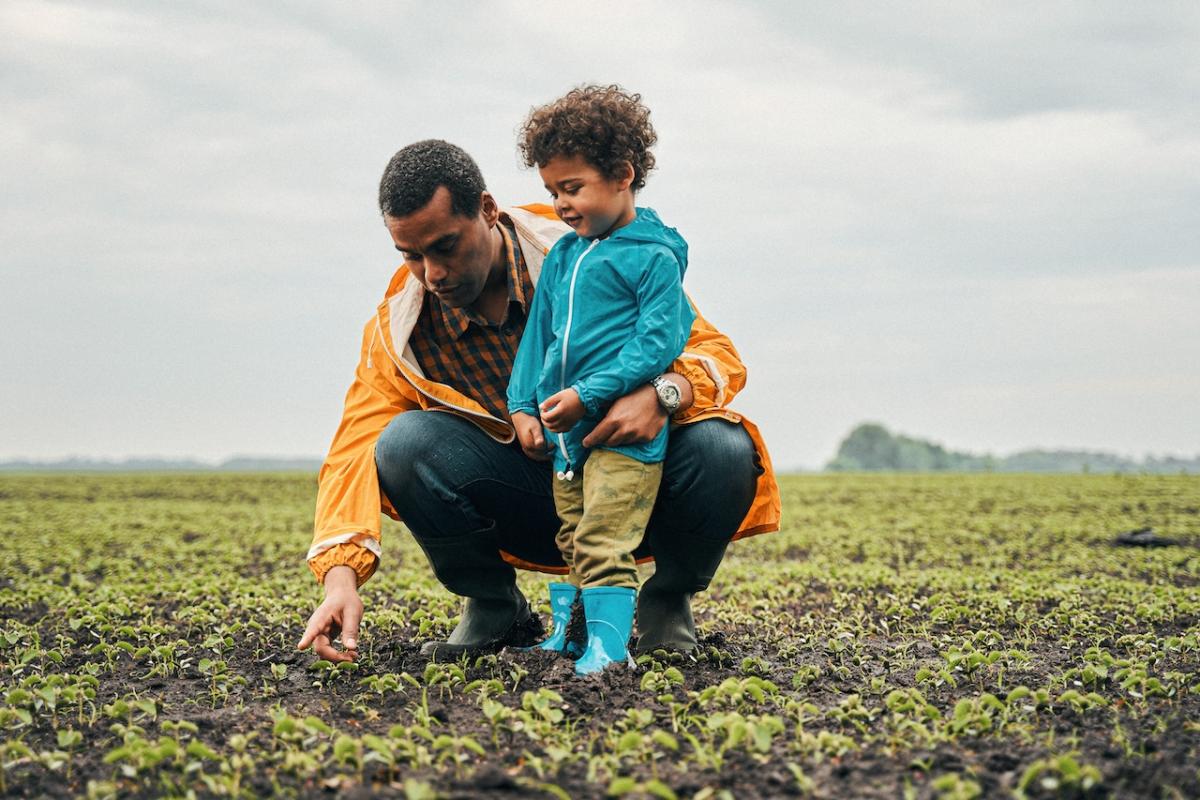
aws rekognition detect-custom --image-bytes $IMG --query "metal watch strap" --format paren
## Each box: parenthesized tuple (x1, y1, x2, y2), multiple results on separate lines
(651, 375, 681, 413)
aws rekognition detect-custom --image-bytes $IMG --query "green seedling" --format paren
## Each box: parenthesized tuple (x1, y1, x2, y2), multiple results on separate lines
(1015, 753, 1102, 799)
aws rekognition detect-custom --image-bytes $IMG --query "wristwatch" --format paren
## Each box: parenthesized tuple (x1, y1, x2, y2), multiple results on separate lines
(650, 375, 682, 414)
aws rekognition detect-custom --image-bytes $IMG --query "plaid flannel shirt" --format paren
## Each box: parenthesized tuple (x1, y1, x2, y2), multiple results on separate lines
(406, 221, 533, 421)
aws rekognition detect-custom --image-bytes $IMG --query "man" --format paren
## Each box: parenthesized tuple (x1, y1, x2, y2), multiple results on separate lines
(297, 140, 779, 663)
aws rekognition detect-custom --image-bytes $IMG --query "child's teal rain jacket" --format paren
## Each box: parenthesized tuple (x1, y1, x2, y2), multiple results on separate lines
(507, 207, 695, 476)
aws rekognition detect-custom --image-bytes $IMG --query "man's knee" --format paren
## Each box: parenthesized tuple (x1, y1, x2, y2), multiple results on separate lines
(646, 420, 759, 549)
(664, 419, 759, 501)
(375, 411, 460, 481)
(375, 412, 485, 510)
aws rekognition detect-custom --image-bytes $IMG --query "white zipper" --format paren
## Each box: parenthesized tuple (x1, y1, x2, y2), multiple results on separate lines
(555, 238, 599, 480)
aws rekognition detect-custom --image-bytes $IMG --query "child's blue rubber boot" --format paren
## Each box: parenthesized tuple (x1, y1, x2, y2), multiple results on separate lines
(533, 582, 581, 656)
(575, 587, 636, 676)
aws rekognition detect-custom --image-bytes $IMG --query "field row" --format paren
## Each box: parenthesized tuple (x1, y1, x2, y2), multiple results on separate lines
(1, 473, 1197, 798)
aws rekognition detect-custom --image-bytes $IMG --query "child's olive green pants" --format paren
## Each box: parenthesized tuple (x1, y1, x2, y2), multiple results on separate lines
(551, 449, 663, 589)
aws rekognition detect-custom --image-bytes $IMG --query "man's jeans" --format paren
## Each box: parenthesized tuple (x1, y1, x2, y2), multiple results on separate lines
(375, 411, 760, 596)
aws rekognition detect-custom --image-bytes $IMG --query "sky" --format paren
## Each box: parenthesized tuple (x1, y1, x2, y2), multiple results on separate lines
(2, 1, 1198, 470)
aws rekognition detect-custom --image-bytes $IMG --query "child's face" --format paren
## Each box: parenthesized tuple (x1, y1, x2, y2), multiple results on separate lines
(539, 155, 635, 240)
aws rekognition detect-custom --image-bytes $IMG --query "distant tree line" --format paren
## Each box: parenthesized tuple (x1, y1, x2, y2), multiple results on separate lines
(826, 423, 1200, 474)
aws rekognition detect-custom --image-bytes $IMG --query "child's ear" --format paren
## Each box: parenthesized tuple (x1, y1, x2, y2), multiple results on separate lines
(616, 161, 635, 191)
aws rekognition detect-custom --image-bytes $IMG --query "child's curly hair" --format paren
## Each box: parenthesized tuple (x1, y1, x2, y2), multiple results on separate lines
(519, 84, 657, 192)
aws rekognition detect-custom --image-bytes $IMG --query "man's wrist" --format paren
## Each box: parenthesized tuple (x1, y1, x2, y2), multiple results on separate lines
(652, 372, 693, 416)
(324, 565, 358, 591)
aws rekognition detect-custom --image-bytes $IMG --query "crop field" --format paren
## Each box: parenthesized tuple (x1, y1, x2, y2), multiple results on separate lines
(0, 472, 1197, 799)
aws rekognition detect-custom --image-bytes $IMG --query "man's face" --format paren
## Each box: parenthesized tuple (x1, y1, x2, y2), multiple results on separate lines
(385, 186, 499, 308)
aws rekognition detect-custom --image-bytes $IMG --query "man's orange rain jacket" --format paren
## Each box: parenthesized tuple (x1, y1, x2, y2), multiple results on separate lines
(308, 204, 781, 586)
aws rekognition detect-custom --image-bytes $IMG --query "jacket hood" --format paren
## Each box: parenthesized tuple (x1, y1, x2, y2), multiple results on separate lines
(610, 207, 688, 277)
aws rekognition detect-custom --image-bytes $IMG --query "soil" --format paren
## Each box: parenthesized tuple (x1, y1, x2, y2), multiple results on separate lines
(5, 608, 1198, 799)
(3, 472, 1198, 798)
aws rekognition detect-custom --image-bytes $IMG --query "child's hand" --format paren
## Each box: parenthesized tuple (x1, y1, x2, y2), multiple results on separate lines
(511, 411, 550, 461)
(540, 388, 585, 433)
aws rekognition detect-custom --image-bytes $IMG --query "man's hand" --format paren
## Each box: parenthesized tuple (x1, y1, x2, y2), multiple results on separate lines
(540, 388, 586, 433)
(511, 411, 550, 461)
(297, 565, 363, 663)
(583, 373, 694, 448)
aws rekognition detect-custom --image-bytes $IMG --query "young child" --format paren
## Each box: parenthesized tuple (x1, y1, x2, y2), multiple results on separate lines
(507, 85, 695, 676)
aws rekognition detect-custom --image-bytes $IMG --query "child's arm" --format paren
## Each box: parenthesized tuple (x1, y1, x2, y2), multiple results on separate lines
(506, 247, 560, 419)
(572, 250, 696, 416)
(540, 387, 585, 432)
(511, 411, 550, 460)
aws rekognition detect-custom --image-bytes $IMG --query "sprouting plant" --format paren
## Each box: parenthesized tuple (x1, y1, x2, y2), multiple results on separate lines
(640, 666, 685, 695)
(422, 662, 466, 697)
(260, 661, 289, 698)
(307, 658, 357, 692)
(360, 732, 398, 783)
(332, 734, 365, 784)
(943, 694, 1005, 737)
(1056, 689, 1108, 714)
(518, 687, 565, 736)
(507, 661, 530, 693)
(197, 658, 232, 707)
(739, 656, 770, 677)
(481, 697, 516, 747)
(606, 775, 679, 799)
(931, 772, 982, 800)
(1, 739, 34, 795)
(1014, 753, 1102, 799)
(102, 734, 182, 778)
(791, 664, 822, 688)
(101, 696, 156, 733)
(55, 728, 83, 780)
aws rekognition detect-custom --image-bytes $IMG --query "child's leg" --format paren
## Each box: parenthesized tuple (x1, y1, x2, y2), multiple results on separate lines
(572, 450, 661, 675)
(530, 479, 586, 655)
(550, 474, 585, 587)
(573, 449, 664, 589)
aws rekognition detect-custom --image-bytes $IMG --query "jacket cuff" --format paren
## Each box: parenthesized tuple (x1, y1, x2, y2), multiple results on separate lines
(308, 541, 379, 587)
(667, 360, 710, 421)
(572, 382, 600, 417)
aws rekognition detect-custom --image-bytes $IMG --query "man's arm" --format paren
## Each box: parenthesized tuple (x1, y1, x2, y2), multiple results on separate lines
(581, 373, 691, 447)
(308, 317, 420, 586)
(300, 317, 421, 662)
(583, 297, 745, 447)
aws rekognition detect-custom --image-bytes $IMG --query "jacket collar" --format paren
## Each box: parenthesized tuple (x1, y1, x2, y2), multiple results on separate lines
(377, 205, 568, 374)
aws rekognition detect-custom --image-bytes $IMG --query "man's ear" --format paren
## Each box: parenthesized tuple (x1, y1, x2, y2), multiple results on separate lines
(479, 191, 500, 226)
(616, 161, 635, 192)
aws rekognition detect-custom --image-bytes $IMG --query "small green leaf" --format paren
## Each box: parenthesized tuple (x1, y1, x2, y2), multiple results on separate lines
(608, 776, 637, 796)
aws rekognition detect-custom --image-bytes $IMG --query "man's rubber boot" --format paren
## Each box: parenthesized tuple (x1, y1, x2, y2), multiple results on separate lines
(634, 535, 730, 654)
(575, 587, 636, 676)
(416, 532, 544, 661)
(530, 582, 585, 657)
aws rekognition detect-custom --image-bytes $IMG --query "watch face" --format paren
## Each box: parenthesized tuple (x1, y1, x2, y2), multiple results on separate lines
(657, 381, 680, 407)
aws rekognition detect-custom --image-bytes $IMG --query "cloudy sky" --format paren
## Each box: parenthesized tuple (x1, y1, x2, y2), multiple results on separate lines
(3, 1, 1198, 469)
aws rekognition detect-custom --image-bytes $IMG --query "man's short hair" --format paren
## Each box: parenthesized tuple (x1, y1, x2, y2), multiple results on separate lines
(378, 139, 486, 219)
